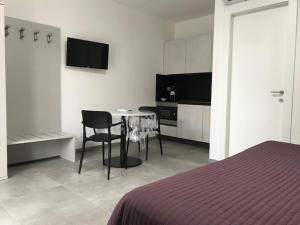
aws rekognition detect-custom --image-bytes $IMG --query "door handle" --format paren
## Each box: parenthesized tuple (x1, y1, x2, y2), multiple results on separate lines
(271, 90, 284, 96)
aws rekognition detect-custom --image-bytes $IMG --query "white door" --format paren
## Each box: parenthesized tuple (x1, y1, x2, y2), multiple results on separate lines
(229, 6, 292, 156)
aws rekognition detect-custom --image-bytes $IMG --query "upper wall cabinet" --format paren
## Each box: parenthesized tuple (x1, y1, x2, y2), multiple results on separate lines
(164, 40, 186, 74)
(163, 33, 213, 74)
(186, 34, 213, 73)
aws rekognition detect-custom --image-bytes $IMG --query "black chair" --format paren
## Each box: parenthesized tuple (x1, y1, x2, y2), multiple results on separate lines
(126, 106, 163, 161)
(78, 110, 125, 180)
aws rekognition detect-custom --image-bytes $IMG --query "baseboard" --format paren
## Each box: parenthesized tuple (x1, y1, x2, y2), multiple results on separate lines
(8, 156, 60, 167)
(208, 158, 218, 163)
(75, 142, 120, 153)
(8, 139, 209, 168)
(161, 135, 210, 148)
(0, 176, 8, 181)
(8, 143, 119, 167)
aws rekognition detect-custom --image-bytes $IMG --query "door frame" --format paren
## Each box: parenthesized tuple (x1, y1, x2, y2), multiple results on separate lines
(222, 0, 298, 157)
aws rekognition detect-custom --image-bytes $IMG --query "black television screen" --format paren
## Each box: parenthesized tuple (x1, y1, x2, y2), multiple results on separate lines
(66, 38, 109, 69)
(88, 41, 109, 69)
(67, 38, 88, 68)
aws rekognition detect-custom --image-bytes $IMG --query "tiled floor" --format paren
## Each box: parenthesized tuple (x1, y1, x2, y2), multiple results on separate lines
(0, 140, 209, 225)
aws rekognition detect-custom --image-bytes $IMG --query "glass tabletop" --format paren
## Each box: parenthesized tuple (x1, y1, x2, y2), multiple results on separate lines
(111, 110, 155, 117)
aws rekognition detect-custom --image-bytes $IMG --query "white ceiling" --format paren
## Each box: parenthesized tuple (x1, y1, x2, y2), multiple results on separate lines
(112, 0, 215, 22)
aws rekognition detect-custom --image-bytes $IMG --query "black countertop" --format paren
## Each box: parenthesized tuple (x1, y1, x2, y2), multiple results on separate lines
(178, 100, 211, 106)
(157, 100, 211, 106)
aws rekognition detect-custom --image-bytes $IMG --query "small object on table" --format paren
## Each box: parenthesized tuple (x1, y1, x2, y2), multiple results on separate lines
(117, 109, 133, 113)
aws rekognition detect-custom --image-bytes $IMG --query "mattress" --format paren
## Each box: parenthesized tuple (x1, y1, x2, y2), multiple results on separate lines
(108, 141, 300, 225)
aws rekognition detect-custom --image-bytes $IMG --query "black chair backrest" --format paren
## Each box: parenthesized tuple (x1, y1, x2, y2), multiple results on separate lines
(139, 106, 161, 120)
(82, 110, 112, 129)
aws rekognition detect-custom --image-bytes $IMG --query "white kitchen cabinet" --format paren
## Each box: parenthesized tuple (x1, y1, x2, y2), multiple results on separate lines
(202, 106, 211, 143)
(163, 34, 213, 75)
(160, 104, 211, 143)
(160, 125, 177, 137)
(0, 2, 7, 180)
(177, 104, 203, 141)
(186, 34, 213, 73)
(164, 40, 186, 74)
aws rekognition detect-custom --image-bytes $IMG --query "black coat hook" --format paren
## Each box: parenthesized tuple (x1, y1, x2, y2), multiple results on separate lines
(19, 27, 25, 40)
(47, 33, 53, 44)
(5, 25, 10, 37)
(34, 31, 39, 42)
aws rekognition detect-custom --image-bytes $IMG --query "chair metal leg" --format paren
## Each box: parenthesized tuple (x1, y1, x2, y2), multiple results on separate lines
(102, 142, 105, 166)
(126, 138, 130, 170)
(126, 138, 130, 154)
(138, 117, 141, 153)
(146, 135, 149, 161)
(78, 140, 86, 174)
(107, 141, 112, 180)
(158, 131, 163, 156)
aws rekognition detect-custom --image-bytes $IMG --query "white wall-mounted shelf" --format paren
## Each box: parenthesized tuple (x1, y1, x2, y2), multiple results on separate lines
(4, 17, 67, 168)
(8, 132, 73, 145)
(7, 132, 76, 164)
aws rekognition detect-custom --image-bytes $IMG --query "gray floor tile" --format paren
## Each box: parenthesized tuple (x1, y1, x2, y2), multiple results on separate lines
(2, 186, 96, 222)
(0, 140, 209, 225)
(0, 207, 20, 225)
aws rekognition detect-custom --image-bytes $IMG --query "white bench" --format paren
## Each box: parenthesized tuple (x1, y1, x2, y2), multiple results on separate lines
(7, 132, 75, 164)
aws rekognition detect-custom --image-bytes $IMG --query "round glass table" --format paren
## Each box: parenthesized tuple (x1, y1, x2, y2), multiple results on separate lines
(103, 110, 156, 168)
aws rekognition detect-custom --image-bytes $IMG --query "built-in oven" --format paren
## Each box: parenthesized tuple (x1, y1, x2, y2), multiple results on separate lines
(157, 102, 178, 126)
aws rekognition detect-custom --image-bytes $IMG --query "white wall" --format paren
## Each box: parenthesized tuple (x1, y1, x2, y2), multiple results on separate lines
(0, 2, 7, 179)
(209, 0, 231, 161)
(292, 0, 300, 145)
(174, 14, 214, 39)
(5, 0, 174, 147)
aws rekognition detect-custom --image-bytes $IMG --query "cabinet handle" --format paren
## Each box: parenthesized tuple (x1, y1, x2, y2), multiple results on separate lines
(271, 90, 284, 97)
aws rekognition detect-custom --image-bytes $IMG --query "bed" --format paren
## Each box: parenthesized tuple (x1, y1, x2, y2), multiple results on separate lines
(107, 141, 300, 225)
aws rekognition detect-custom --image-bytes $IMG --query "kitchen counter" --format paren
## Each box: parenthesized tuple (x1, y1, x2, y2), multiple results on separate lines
(178, 100, 211, 106)
(156, 101, 211, 106)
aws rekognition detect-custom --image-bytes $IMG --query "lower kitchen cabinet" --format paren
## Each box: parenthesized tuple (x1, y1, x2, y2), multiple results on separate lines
(202, 106, 211, 143)
(161, 104, 211, 143)
(160, 125, 177, 137)
(177, 104, 203, 141)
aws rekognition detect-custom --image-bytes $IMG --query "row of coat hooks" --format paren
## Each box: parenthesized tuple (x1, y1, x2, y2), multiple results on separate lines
(5, 25, 53, 43)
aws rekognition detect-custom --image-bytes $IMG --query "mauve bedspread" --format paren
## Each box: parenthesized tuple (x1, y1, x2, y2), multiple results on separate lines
(108, 141, 300, 225)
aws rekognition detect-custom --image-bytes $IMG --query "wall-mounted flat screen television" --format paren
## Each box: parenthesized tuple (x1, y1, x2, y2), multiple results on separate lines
(66, 38, 109, 70)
